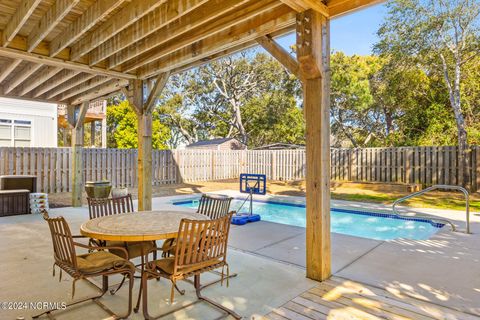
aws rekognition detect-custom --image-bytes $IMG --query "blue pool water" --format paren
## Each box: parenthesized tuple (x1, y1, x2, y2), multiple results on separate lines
(173, 198, 443, 240)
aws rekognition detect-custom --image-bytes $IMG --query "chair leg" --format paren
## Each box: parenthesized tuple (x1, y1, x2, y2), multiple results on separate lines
(194, 274, 242, 320)
(33, 271, 134, 320)
(142, 271, 152, 320)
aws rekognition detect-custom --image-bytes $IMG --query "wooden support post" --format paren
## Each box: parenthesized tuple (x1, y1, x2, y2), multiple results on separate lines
(123, 73, 169, 211)
(90, 121, 96, 147)
(101, 101, 107, 148)
(297, 9, 331, 281)
(68, 102, 88, 207)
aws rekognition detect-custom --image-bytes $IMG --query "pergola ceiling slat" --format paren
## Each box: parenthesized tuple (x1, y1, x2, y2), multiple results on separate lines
(88, 0, 209, 66)
(139, 6, 296, 78)
(46, 72, 96, 99)
(0, 58, 22, 83)
(3, 62, 42, 94)
(27, 0, 81, 52)
(2, 0, 43, 47)
(69, 0, 168, 61)
(17, 65, 62, 95)
(68, 78, 129, 105)
(57, 75, 110, 101)
(118, 0, 281, 72)
(31, 69, 80, 97)
(109, 0, 254, 69)
(49, 0, 128, 57)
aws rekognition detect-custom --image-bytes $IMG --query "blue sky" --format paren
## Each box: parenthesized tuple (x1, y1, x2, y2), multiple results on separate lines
(275, 3, 387, 56)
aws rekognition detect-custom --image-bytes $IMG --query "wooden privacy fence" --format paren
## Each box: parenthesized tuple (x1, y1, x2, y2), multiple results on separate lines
(0, 146, 479, 193)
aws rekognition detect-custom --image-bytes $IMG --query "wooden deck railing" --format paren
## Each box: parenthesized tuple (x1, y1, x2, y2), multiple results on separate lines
(0, 146, 478, 193)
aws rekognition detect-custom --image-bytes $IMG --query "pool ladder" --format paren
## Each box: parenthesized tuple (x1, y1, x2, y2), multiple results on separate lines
(392, 185, 470, 234)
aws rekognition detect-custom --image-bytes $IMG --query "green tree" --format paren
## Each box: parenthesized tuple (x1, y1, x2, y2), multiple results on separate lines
(330, 52, 381, 147)
(158, 50, 303, 148)
(375, 0, 480, 185)
(107, 100, 170, 149)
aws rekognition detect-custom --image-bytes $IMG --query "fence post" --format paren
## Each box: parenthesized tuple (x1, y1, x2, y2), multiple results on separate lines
(405, 148, 412, 185)
(211, 150, 216, 180)
(271, 151, 276, 180)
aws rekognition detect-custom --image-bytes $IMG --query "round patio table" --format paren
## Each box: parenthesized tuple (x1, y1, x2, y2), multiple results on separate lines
(80, 209, 208, 242)
(80, 209, 209, 315)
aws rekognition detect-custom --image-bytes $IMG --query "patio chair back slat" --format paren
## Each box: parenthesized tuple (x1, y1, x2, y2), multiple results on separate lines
(87, 194, 134, 219)
(173, 213, 233, 273)
(197, 194, 233, 219)
(111, 194, 134, 214)
(44, 215, 77, 270)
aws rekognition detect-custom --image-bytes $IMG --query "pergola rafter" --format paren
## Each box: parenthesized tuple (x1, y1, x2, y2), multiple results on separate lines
(0, 0, 382, 282)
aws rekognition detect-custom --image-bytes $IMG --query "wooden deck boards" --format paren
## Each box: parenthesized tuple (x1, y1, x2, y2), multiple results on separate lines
(264, 277, 476, 320)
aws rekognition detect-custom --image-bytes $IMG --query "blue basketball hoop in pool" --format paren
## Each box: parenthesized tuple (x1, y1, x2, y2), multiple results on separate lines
(233, 174, 266, 225)
(239, 173, 266, 195)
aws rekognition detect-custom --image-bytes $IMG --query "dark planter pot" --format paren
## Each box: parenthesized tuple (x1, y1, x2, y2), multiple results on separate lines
(85, 181, 112, 198)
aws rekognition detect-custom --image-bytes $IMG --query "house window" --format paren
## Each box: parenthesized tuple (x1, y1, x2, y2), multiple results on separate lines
(0, 119, 31, 147)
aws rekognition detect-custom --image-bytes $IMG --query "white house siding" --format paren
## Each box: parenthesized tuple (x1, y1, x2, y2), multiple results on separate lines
(0, 98, 57, 147)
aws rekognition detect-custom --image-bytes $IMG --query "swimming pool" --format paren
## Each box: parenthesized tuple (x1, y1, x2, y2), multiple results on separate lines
(173, 198, 444, 241)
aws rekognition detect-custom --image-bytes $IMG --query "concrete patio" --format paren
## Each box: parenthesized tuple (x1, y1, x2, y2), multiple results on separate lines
(1, 193, 479, 319)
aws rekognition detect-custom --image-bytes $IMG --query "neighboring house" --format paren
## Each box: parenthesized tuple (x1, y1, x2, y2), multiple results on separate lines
(0, 98, 57, 147)
(255, 143, 306, 150)
(57, 101, 107, 148)
(186, 138, 246, 150)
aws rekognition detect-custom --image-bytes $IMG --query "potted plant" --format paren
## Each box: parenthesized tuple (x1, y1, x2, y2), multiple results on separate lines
(85, 179, 111, 198)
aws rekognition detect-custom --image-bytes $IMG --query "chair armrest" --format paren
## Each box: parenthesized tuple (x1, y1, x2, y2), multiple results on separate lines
(72, 235, 87, 238)
(73, 241, 130, 260)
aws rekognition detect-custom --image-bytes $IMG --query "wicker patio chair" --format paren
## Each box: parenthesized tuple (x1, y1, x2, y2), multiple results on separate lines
(33, 213, 135, 320)
(141, 212, 240, 319)
(161, 194, 233, 257)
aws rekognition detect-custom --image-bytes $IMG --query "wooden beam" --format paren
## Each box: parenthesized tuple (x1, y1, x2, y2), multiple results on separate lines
(49, 0, 127, 57)
(27, 0, 81, 52)
(109, 0, 255, 69)
(46, 73, 96, 99)
(256, 35, 300, 79)
(68, 79, 129, 105)
(281, 0, 329, 17)
(71, 101, 88, 207)
(0, 59, 21, 83)
(17, 65, 62, 95)
(57, 76, 110, 101)
(297, 9, 331, 281)
(2, 0, 43, 47)
(7, 33, 75, 62)
(70, 0, 167, 61)
(88, 0, 209, 66)
(119, 0, 282, 72)
(138, 7, 295, 78)
(145, 72, 170, 113)
(328, 0, 382, 17)
(4, 62, 43, 94)
(0, 46, 137, 80)
(31, 69, 80, 97)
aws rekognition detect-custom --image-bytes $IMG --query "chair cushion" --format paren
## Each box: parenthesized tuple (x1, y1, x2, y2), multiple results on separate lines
(153, 257, 222, 276)
(106, 240, 156, 259)
(77, 251, 133, 273)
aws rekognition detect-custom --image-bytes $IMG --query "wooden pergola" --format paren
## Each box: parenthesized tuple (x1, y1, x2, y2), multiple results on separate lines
(0, 0, 381, 281)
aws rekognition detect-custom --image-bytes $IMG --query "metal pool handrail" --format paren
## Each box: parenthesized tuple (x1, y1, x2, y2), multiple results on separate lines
(392, 184, 470, 234)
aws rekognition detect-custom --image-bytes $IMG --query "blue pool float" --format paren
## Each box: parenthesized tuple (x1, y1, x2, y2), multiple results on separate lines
(231, 214, 261, 225)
